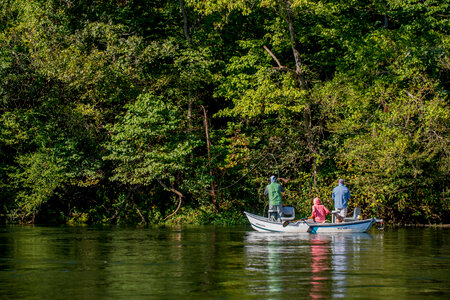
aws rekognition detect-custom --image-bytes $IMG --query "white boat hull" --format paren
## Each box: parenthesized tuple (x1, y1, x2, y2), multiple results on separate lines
(244, 211, 380, 233)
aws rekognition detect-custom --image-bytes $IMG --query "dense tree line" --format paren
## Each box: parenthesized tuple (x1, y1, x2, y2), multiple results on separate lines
(0, 0, 448, 225)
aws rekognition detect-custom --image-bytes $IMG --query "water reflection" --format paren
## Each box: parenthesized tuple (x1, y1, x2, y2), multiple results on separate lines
(2, 226, 448, 299)
(309, 234, 331, 299)
(244, 232, 311, 299)
(331, 233, 372, 298)
(244, 232, 373, 299)
(267, 239, 282, 296)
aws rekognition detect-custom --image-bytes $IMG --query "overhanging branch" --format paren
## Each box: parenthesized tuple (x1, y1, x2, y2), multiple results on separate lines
(263, 45, 300, 78)
(157, 179, 184, 221)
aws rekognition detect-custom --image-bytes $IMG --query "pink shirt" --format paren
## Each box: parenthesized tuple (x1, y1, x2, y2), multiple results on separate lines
(311, 198, 330, 223)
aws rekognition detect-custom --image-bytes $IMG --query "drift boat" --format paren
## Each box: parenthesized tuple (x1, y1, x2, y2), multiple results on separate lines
(244, 208, 383, 233)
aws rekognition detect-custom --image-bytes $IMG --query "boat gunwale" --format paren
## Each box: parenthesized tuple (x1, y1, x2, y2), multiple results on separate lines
(244, 211, 376, 227)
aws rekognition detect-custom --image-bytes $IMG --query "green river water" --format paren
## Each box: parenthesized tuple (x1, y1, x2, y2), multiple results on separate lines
(0, 225, 449, 299)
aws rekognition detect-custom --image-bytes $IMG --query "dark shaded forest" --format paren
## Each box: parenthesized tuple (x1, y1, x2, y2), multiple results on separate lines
(0, 0, 448, 225)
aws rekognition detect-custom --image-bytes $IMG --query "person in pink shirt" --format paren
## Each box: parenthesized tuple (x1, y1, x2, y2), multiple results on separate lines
(311, 197, 330, 223)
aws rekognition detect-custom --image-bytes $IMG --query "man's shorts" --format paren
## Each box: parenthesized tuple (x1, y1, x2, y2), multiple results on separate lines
(336, 207, 347, 219)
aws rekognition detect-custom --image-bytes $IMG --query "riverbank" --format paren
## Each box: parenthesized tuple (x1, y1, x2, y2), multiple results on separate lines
(404, 224, 450, 228)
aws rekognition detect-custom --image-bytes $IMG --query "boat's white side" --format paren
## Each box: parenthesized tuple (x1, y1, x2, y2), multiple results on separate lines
(244, 211, 380, 233)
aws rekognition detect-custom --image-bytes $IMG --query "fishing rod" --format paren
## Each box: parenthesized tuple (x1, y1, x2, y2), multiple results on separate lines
(201, 151, 280, 192)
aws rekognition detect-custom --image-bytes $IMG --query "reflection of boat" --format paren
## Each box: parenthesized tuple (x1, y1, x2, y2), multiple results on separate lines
(245, 231, 312, 245)
(244, 211, 382, 233)
(310, 234, 330, 299)
(243, 231, 374, 299)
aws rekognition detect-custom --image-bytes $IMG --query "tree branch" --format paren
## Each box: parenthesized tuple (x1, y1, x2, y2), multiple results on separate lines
(136, 207, 147, 224)
(263, 45, 284, 68)
(157, 179, 184, 221)
(263, 46, 301, 77)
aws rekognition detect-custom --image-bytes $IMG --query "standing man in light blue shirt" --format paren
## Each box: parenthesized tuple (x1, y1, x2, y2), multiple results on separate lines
(332, 178, 351, 223)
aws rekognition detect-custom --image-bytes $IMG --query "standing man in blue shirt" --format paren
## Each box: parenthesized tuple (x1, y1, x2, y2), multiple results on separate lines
(332, 178, 351, 223)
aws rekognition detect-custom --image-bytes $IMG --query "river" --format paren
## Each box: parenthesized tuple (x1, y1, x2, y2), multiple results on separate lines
(0, 225, 449, 299)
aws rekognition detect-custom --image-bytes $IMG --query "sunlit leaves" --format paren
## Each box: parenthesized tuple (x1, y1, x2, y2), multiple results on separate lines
(0, 0, 448, 224)
(215, 42, 306, 119)
(185, 0, 255, 15)
(104, 92, 199, 185)
(10, 150, 66, 217)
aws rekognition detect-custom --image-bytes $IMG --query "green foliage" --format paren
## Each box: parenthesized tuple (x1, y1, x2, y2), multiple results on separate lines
(10, 150, 66, 218)
(104, 92, 200, 185)
(0, 0, 448, 224)
(166, 205, 248, 225)
(216, 41, 307, 119)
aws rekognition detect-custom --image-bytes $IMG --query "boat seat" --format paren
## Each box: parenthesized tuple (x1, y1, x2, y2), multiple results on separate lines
(280, 206, 295, 221)
(344, 207, 361, 222)
(331, 210, 340, 223)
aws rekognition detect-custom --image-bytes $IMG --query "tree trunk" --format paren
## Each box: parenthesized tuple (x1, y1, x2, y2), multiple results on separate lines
(283, 0, 317, 188)
(312, 156, 318, 192)
(265, 2, 318, 190)
(179, 0, 192, 47)
(282, 0, 307, 89)
(180, 0, 193, 130)
(201, 105, 218, 212)
(110, 186, 138, 222)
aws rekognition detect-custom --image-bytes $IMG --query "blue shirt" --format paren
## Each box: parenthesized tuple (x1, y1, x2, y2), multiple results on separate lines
(332, 183, 350, 209)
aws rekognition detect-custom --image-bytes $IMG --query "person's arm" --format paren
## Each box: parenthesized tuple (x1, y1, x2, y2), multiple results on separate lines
(264, 187, 268, 195)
